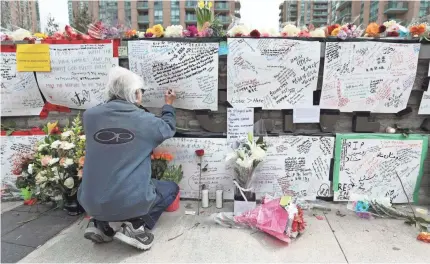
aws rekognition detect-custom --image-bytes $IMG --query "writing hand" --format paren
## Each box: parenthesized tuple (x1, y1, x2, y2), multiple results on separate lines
(165, 89, 176, 105)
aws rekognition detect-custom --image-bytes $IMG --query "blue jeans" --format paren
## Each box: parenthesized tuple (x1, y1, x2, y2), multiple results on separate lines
(130, 179, 179, 230)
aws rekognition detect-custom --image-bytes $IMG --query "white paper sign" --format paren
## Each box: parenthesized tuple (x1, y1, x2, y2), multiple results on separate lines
(1, 135, 45, 200)
(36, 43, 113, 109)
(418, 88, 430, 115)
(334, 136, 426, 203)
(1, 52, 44, 116)
(320, 42, 420, 113)
(254, 136, 335, 200)
(155, 138, 234, 199)
(227, 38, 320, 109)
(293, 106, 320, 123)
(118, 46, 128, 57)
(227, 108, 254, 142)
(128, 40, 219, 110)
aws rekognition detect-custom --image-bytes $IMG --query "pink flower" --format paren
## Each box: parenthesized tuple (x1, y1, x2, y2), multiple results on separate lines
(298, 30, 311, 37)
(261, 33, 270, 37)
(281, 32, 288, 37)
(185, 25, 198, 37)
(41, 155, 52, 167)
(144, 32, 154, 38)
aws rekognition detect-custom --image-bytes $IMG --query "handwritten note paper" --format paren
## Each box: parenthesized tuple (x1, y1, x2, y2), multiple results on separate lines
(333, 134, 428, 203)
(128, 40, 219, 110)
(227, 38, 320, 109)
(36, 43, 113, 109)
(418, 85, 430, 115)
(1, 136, 45, 201)
(254, 136, 335, 200)
(320, 42, 420, 113)
(227, 108, 254, 142)
(155, 138, 234, 199)
(1, 52, 45, 116)
(16, 44, 51, 72)
(293, 106, 320, 123)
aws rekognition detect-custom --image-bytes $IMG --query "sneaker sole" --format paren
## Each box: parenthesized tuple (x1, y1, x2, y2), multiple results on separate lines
(114, 232, 153, 250)
(84, 227, 113, 244)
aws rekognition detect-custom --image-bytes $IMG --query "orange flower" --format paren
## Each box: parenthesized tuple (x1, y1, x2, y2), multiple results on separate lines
(365, 23, 380, 37)
(410, 24, 426, 36)
(331, 27, 340, 36)
(78, 156, 85, 168)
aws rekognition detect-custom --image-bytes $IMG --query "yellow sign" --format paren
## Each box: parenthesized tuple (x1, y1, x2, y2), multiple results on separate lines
(16, 44, 51, 72)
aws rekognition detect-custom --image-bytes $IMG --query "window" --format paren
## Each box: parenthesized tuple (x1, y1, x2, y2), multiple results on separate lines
(171, 9, 180, 24)
(125, 0, 132, 24)
(154, 10, 163, 22)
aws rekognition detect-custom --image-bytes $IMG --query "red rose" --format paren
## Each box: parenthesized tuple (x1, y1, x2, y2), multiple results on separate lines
(379, 25, 387, 33)
(195, 149, 204, 157)
(387, 31, 399, 37)
(250, 29, 260, 38)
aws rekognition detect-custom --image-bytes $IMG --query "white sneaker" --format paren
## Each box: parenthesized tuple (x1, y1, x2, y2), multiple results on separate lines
(114, 222, 154, 250)
(84, 219, 114, 243)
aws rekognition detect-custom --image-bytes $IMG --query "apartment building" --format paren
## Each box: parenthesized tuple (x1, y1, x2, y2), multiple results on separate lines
(1, 0, 40, 32)
(330, 0, 430, 26)
(279, 0, 330, 28)
(69, 0, 241, 31)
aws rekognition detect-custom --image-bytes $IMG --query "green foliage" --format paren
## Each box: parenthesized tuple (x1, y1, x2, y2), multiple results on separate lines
(1, 121, 16, 136)
(162, 165, 184, 184)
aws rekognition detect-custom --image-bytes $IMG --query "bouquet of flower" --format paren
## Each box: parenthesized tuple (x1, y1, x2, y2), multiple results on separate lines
(365, 22, 387, 38)
(409, 22, 428, 38)
(151, 152, 173, 180)
(328, 23, 363, 39)
(281, 23, 300, 37)
(144, 24, 164, 38)
(46, 25, 92, 40)
(87, 21, 129, 39)
(383, 20, 402, 37)
(226, 133, 267, 201)
(14, 115, 86, 205)
(196, 1, 214, 32)
(162, 164, 183, 184)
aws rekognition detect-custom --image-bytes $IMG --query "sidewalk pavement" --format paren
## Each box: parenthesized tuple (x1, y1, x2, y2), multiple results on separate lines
(18, 201, 430, 263)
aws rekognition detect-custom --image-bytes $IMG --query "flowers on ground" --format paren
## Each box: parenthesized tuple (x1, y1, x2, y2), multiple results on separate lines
(14, 115, 86, 205)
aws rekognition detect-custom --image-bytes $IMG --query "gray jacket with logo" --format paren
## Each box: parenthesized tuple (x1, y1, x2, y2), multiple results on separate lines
(78, 99, 176, 221)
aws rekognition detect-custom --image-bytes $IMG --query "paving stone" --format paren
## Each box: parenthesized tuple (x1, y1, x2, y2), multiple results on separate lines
(1, 242, 34, 263)
(1, 215, 78, 248)
(1, 211, 40, 236)
(11, 204, 55, 214)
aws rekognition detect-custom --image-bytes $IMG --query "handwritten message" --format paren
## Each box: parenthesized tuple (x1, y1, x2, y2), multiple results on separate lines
(128, 40, 219, 110)
(1, 136, 45, 201)
(36, 43, 113, 109)
(418, 86, 430, 115)
(1, 52, 45, 116)
(155, 138, 233, 199)
(320, 42, 420, 113)
(333, 134, 428, 203)
(227, 108, 254, 143)
(254, 136, 335, 200)
(227, 38, 320, 109)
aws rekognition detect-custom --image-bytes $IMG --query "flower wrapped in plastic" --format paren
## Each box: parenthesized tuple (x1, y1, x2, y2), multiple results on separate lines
(281, 22, 300, 37)
(212, 197, 306, 244)
(88, 20, 130, 39)
(226, 133, 267, 202)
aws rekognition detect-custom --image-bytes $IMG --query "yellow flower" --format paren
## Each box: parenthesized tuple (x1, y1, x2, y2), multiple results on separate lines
(198, 1, 204, 9)
(146, 27, 154, 34)
(331, 27, 340, 36)
(208, 1, 213, 8)
(34, 33, 47, 39)
(46, 121, 58, 135)
(152, 24, 164, 37)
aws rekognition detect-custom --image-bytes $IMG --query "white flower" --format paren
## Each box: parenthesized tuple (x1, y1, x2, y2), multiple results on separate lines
(51, 166, 65, 180)
(37, 144, 49, 151)
(267, 28, 280, 37)
(63, 158, 74, 168)
(64, 177, 74, 189)
(281, 24, 300, 37)
(35, 173, 48, 185)
(164, 25, 183, 37)
(50, 140, 62, 149)
(48, 157, 59, 166)
(138, 31, 145, 38)
(228, 25, 250, 37)
(28, 164, 34, 174)
(383, 20, 397, 28)
(61, 131, 74, 140)
(60, 142, 75, 150)
(10, 28, 32, 41)
(79, 135, 86, 140)
(225, 152, 238, 162)
(236, 157, 253, 169)
(310, 28, 326, 38)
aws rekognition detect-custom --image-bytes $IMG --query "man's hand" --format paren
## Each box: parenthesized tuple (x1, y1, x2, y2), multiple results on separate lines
(164, 89, 176, 105)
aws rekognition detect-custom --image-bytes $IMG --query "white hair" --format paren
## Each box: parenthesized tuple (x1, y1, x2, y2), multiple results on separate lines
(106, 66, 144, 104)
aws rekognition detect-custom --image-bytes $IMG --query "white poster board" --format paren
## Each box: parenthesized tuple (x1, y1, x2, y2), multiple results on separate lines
(1, 52, 44, 116)
(418, 86, 430, 115)
(227, 38, 321, 109)
(333, 134, 428, 203)
(227, 108, 254, 143)
(155, 138, 233, 199)
(320, 42, 420, 113)
(1, 135, 45, 200)
(36, 43, 113, 109)
(254, 136, 335, 200)
(128, 40, 219, 110)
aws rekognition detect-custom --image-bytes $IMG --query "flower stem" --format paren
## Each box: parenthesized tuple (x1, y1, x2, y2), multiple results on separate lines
(197, 156, 202, 215)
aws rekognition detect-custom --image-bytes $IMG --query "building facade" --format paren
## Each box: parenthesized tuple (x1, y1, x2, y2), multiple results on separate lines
(68, 0, 240, 31)
(330, 0, 430, 26)
(1, 0, 40, 32)
(279, 0, 330, 28)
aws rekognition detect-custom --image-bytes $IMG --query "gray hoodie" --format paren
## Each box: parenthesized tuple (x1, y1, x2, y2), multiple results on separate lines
(78, 99, 176, 221)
